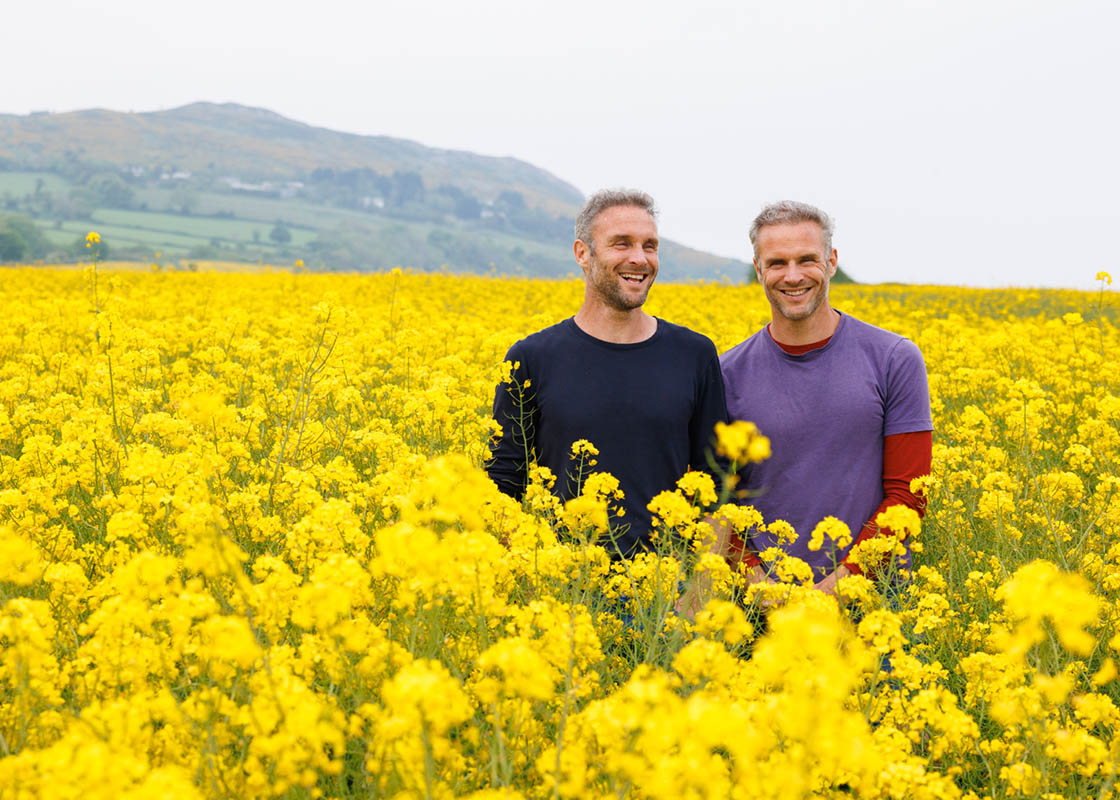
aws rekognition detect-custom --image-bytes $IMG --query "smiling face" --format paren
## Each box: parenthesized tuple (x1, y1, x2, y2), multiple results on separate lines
(575, 204, 659, 312)
(753, 220, 838, 327)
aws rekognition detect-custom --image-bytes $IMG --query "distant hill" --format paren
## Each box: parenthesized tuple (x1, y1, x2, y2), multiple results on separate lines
(0, 103, 755, 281)
(0, 103, 583, 215)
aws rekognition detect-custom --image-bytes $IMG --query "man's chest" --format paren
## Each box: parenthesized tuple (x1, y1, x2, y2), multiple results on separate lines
(725, 357, 885, 446)
(533, 354, 697, 434)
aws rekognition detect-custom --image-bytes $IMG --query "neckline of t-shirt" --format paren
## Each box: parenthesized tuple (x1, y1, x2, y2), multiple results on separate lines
(768, 326, 833, 354)
(767, 312, 846, 359)
(565, 316, 665, 350)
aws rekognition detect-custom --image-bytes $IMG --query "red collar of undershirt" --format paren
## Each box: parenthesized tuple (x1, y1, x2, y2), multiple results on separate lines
(767, 324, 833, 355)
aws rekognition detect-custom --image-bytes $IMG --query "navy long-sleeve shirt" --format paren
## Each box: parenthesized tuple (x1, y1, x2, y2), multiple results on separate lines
(487, 317, 729, 557)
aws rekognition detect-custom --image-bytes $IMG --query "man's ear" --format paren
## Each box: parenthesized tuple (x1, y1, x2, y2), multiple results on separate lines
(574, 239, 591, 272)
(753, 259, 763, 284)
(827, 249, 838, 278)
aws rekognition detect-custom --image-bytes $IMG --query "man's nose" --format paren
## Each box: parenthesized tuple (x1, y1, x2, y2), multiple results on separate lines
(783, 262, 806, 283)
(627, 245, 649, 265)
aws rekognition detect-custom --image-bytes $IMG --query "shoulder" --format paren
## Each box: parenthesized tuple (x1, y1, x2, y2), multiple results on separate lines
(656, 319, 718, 356)
(655, 321, 722, 378)
(719, 327, 767, 368)
(841, 313, 906, 343)
(505, 318, 575, 361)
(838, 314, 927, 392)
(841, 314, 924, 360)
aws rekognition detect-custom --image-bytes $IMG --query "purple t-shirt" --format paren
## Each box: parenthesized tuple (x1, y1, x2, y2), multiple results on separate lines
(720, 312, 932, 578)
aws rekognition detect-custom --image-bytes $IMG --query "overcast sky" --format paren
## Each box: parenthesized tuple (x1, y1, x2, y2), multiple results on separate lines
(4, 0, 1118, 288)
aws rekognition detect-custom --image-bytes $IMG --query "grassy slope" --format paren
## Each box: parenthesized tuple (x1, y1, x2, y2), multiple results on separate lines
(0, 104, 757, 279)
(0, 104, 584, 215)
(0, 166, 779, 279)
(91, 208, 317, 245)
(9, 172, 573, 272)
(0, 171, 71, 195)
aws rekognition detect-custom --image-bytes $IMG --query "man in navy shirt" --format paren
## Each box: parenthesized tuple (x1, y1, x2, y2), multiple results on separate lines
(486, 189, 729, 558)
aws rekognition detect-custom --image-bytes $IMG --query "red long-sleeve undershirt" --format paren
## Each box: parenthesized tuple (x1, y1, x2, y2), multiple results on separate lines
(840, 429, 931, 575)
(729, 329, 932, 576)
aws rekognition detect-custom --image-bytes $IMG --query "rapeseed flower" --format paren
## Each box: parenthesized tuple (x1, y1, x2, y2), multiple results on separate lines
(1, 266, 1119, 798)
(713, 419, 771, 463)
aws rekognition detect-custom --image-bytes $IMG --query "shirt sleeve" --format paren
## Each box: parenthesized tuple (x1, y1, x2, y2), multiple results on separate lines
(883, 338, 934, 436)
(485, 344, 538, 499)
(689, 351, 731, 478)
(842, 430, 932, 576)
(690, 352, 752, 565)
(723, 531, 762, 569)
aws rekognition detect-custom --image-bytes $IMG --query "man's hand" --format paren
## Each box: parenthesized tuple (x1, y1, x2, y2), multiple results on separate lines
(743, 564, 773, 588)
(742, 564, 783, 610)
(675, 516, 736, 621)
(814, 564, 852, 598)
(675, 578, 707, 621)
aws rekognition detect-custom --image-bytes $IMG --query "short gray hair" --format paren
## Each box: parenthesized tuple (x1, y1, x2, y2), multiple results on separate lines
(574, 189, 657, 251)
(749, 200, 834, 259)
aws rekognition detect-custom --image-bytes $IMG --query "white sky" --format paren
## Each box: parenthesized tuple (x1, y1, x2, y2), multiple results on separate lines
(3, 0, 1118, 288)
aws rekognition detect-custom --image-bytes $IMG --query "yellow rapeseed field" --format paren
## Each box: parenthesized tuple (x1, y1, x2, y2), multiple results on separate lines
(1, 259, 1119, 799)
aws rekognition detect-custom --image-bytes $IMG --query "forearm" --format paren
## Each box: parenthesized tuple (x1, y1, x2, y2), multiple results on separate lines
(724, 532, 762, 569)
(486, 371, 536, 499)
(677, 516, 767, 619)
(713, 515, 762, 570)
(842, 430, 931, 576)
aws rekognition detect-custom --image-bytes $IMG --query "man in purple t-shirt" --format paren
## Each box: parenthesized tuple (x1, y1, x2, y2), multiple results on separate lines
(719, 201, 933, 595)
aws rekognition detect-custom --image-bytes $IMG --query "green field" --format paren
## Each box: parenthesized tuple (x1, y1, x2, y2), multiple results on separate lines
(6, 182, 571, 274)
(0, 104, 753, 277)
(0, 172, 315, 259)
(90, 208, 317, 247)
(132, 189, 560, 255)
(0, 171, 71, 196)
(58, 219, 220, 249)
(4, 173, 711, 278)
(134, 187, 407, 235)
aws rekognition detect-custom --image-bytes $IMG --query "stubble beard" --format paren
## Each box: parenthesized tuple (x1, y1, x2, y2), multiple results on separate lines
(769, 280, 829, 322)
(589, 254, 651, 312)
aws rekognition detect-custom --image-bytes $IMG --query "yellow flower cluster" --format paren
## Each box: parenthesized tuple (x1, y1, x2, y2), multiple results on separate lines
(714, 419, 771, 464)
(1, 266, 1119, 798)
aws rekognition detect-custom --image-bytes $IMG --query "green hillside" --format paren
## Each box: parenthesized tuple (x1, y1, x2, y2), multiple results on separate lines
(0, 103, 754, 280)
